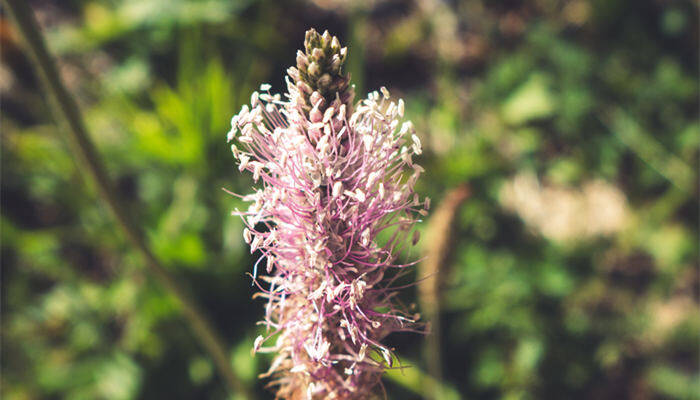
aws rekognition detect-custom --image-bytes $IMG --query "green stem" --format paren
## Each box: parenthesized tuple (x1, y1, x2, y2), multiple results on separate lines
(2, 1, 253, 398)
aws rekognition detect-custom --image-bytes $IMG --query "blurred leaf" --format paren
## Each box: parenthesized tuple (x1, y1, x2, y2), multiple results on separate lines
(189, 356, 214, 385)
(648, 365, 699, 399)
(231, 337, 259, 383)
(382, 355, 461, 400)
(606, 109, 695, 193)
(501, 74, 555, 125)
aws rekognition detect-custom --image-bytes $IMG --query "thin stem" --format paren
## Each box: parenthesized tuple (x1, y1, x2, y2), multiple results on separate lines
(419, 184, 470, 400)
(2, 1, 253, 398)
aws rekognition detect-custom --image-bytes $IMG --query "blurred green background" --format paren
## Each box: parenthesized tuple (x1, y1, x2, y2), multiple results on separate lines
(2, 0, 698, 399)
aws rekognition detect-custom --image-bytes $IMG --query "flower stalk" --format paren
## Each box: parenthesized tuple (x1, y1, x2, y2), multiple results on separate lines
(228, 28, 428, 399)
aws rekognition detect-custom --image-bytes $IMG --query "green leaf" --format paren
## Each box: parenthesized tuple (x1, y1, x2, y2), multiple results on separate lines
(501, 74, 556, 125)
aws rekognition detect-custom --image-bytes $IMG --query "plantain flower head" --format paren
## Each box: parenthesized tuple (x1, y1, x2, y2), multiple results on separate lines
(227, 28, 428, 399)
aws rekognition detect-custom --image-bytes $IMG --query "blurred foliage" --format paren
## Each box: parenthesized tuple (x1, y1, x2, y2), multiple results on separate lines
(2, 0, 698, 399)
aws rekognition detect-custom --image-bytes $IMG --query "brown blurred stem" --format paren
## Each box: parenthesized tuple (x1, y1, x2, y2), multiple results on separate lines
(2, 1, 253, 398)
(419, 184, 471, 400)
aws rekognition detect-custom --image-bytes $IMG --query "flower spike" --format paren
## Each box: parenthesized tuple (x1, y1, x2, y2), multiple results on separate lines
(228, 28, 427, 400)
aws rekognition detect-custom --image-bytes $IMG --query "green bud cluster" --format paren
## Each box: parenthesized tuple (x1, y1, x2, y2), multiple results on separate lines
(287, 29, 355, 118)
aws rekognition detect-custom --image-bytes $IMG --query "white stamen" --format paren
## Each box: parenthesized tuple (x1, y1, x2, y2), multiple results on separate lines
(323, 107, 335, 124)
(253, 335, 264, 353)
(238, 155, 250, 171)
(332, 182, 343, 198)
(380, 86, 390, 99)
(243, 228, 252, 244)
(355, 188, 366, 203)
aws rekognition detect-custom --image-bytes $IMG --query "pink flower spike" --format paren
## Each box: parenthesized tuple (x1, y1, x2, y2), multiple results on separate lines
(227, 28, 428, 400)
